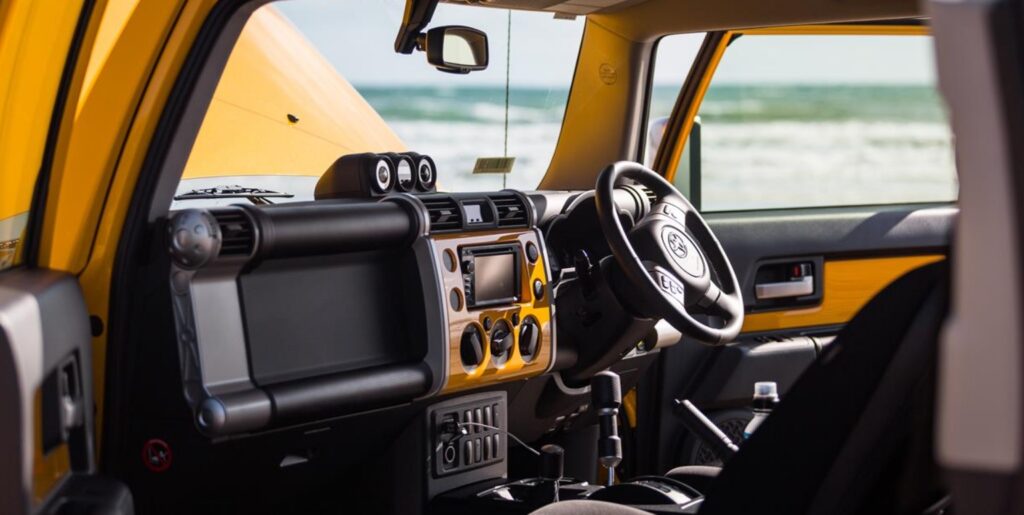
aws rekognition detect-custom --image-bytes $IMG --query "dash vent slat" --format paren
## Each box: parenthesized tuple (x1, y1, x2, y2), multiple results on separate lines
(491, 194, 529, 228)
(423, 197, 463, 233)
(212, 210, 255, 256)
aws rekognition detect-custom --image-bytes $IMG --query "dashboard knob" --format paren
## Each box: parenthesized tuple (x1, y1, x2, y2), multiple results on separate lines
(490, 320, 514, 365)
(519, 318, 540, 362)
(460, 324, 485, 369)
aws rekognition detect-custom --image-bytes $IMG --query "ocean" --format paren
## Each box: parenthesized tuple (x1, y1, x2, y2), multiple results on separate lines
(358, 84, 957, 211)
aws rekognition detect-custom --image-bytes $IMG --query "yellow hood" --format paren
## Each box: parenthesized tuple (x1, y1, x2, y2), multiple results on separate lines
(182, 6, 405, 180)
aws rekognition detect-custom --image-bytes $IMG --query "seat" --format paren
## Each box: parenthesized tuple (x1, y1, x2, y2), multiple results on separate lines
(535, 261, 949, 515)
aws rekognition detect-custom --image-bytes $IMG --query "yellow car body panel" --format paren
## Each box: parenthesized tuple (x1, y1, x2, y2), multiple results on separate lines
(0, 0, 91, 269)
(183, 6, 404, 180)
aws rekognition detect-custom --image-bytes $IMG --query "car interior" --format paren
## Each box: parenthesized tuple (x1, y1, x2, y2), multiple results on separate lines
(0, 0, 978, 513)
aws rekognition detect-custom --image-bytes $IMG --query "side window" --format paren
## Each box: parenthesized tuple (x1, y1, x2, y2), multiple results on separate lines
(645, 33, 705, 199)
(671, 32, 957, 211)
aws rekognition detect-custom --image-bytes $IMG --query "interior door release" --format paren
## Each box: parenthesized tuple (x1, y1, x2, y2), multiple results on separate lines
(755, 262, 814, 300)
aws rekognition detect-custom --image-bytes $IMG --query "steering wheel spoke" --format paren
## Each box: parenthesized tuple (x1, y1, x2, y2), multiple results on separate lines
(697, 281, 744, 321)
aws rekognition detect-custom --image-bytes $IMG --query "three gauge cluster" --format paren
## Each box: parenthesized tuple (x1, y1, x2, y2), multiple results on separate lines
(314, 151, 439, 200)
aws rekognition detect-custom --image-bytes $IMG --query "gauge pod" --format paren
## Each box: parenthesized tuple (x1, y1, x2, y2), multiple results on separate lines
(314, 152, 396, 199)
(404, 152, 437, 192)
(383, 152, 417, 192)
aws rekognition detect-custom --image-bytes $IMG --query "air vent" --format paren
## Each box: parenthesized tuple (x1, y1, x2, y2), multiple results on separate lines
(491, 194, 529, 228)
(212, 210, 255, 256)
(422, 196, 463, 233)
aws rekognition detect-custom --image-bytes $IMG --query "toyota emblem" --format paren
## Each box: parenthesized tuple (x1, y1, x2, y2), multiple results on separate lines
(667, 232, 689, 259)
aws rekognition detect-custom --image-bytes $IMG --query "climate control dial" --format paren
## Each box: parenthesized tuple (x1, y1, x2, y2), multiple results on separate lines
(460, 324, 485, 370)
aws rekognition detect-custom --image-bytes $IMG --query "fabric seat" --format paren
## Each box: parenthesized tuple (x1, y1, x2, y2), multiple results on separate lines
(663, 465, 720, 494)
(534, 261, 949, 515)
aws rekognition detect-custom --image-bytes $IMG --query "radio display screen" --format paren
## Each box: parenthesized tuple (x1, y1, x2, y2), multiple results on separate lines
(472, 252, 518, 305)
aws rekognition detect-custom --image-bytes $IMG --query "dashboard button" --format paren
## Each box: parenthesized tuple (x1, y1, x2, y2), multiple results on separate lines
(526, 242, 540, 263)
(533, 279, 545, 300)
(483, 316, 492, 331)
(450, 289, 463, 311)
(443, 249, 458, 272)
(511, 312, 520, 325)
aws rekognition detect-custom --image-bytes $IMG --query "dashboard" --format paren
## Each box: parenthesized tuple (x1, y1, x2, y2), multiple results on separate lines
(166, 163, 557, 437)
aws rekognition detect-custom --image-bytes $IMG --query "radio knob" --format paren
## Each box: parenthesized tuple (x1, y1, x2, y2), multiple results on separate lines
(460, 324, 485, 369)
(490, 320, 514, 365)
(519, 318, 540, 362)
(462, 260, 475, 273)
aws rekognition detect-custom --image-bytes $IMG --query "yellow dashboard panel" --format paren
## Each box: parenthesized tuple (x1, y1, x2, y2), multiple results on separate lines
(433, 230, 554, 394)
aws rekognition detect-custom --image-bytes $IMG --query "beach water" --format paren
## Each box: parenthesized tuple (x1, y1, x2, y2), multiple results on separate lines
(360, 84, 957, 209)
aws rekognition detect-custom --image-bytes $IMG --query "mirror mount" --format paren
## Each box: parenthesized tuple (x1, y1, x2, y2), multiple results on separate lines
(395, 0, 439, 54)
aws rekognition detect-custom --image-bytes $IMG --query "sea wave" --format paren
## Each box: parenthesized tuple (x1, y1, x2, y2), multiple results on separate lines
(360, 85, 957, 206)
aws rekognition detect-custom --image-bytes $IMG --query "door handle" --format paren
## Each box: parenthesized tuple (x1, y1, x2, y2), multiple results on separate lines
(755, 275, 814, 300)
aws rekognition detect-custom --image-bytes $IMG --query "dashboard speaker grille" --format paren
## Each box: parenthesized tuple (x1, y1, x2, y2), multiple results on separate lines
(491, 194, 529, 228)
(423, 197, 463, 233)
(213, 210, 255, 256)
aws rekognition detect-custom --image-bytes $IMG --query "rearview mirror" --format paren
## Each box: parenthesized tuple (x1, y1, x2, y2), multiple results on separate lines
(421, 26, 488, 74)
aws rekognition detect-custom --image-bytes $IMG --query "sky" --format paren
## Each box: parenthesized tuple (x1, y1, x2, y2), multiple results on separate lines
(276, 0, 585, 87)
(275, 0, 937, 87)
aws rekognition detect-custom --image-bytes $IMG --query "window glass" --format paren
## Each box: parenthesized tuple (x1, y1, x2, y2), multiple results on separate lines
(173, 0, 584, 209)
(683, 34, 957, 211)
(645, 34, 705, 173)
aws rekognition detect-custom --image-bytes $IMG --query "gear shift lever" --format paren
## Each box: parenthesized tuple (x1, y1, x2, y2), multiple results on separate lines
(592, 371, 623, 486)
(539, 444, 564, 502)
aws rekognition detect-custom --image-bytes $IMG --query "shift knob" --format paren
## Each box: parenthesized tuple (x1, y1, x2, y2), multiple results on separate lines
(539, 444, 564, 481)
(592, 371, 622, 412)
(591, 371, 623, 485)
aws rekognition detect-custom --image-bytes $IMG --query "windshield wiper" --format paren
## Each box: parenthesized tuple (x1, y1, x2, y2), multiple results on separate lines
(174, 185, 294, 205)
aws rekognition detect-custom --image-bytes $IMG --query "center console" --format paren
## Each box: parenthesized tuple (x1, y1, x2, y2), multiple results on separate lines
(425, 372, 705, 515)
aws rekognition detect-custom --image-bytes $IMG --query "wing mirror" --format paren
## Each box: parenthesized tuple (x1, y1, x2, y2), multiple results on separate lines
(419, 26, 488, 74)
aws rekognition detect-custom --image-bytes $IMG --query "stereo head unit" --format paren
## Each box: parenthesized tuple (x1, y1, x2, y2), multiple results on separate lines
(460, 244, 521, 309)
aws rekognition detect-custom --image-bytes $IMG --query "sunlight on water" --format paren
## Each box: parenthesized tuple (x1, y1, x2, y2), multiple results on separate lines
(359, 84, 958, 208)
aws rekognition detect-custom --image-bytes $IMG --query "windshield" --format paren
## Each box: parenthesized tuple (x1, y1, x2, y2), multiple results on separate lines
(173, 1, 584, 208)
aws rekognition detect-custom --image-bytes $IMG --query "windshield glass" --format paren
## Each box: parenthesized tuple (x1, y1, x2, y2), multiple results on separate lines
(173, 1, 584, 208)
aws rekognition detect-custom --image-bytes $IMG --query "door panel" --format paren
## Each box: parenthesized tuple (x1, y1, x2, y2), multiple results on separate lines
(707, 205, 954, 332)
(742, 254, 945, 332)
(0, 271, 132, 513)
(644, 203, 953, 473)
(0, 0, 136, 512)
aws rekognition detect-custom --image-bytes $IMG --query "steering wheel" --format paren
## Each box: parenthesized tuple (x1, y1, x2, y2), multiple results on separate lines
(595, 161, 744, 344)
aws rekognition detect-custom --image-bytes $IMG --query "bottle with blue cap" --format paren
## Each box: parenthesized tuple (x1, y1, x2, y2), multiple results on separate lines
(743, 381, 780, 439)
